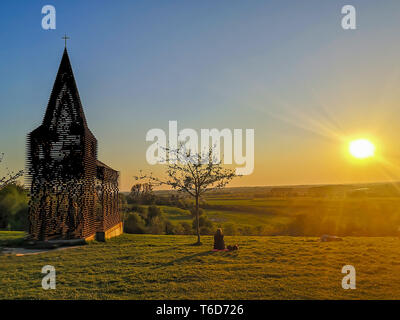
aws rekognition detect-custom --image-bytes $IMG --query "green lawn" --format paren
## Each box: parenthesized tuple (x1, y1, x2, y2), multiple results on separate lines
(1, 231, 400, 299)
(0, 231, 26, 247)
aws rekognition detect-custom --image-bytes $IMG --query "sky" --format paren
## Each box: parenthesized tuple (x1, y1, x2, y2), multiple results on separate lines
(2, 0, 400, 191)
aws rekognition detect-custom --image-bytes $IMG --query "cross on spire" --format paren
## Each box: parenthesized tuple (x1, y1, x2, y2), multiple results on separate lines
(62, 34, 70, 48)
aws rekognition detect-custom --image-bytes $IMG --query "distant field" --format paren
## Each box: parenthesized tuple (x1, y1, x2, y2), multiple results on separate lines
(1, 231, 400, 299)
(154, 195, 400, 236)
(158, 206, 192, 224)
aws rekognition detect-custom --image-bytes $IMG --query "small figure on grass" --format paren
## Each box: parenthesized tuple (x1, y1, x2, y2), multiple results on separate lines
(213, 228, 225, 250)
(213, 228, 239, 252)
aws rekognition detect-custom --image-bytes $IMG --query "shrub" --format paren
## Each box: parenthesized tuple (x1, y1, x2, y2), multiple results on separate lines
(0, 184, 28, 230)
(123, 212, 146, 234)
(9, 206, 29, 231)
(200, 226, 214, 235)
(193, 215, 214, 235)
(119, 193, 128, 212)
(171, 223, 185, 235)
(148, 216, 165, 234)
(179, 222, 193, 235)
(146, 205, 163, 224)
(130, 205, 148, 215)
(165, 220, 175, 235)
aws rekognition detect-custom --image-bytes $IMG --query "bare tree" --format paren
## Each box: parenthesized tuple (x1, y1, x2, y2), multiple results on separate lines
(0, 153, 23, 190)
(136, 146, 238, 245)
(128, 182, 155, 204)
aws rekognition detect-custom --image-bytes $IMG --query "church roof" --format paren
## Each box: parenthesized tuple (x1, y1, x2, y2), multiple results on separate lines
(96, 160, 118, 173)
(42, 48, 88, 128)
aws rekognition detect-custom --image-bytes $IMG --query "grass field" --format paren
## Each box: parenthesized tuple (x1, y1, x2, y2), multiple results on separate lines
(1, 231, 400, 299)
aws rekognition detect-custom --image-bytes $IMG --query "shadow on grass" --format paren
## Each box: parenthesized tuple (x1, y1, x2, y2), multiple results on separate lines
(0, 237, 27, 248)
(157, 250, 215, 268)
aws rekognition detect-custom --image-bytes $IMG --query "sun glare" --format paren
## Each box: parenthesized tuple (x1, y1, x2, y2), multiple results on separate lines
(349, 139, 375, 159)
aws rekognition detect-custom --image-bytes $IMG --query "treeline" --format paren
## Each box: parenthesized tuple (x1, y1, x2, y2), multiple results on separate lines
(122, 205, 214, 235)
(0, 184, 29, 231)
(3, 182, 400, 237)
(121, 185, 217, 235)
(124, 184, 194, 209)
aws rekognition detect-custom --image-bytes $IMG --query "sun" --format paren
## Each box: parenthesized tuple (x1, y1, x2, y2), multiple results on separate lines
(349, 139, 375, 159)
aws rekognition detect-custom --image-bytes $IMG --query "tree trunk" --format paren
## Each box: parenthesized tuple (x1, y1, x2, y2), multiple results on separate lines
(195, 194, 201, 245)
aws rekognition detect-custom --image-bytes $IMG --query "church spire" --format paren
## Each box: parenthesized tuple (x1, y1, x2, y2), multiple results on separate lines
(42, 47, 88, 128)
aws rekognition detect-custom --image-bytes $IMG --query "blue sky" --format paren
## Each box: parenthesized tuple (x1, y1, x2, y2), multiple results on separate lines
(2, 1, 400, 190)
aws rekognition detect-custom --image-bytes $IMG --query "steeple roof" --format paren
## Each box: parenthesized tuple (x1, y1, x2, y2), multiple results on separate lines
(42, 48, 88, 128)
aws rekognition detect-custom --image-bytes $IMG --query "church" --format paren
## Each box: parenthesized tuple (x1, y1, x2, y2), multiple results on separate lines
(26, 45, 122, 241)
